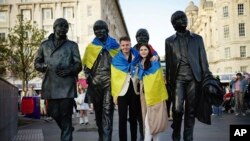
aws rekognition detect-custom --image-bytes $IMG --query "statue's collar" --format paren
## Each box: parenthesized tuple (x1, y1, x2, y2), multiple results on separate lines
(173, 30, 194, 40)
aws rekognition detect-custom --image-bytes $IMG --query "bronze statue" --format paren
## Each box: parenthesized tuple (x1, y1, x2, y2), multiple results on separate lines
(165, 11, 213, 141)
(133, 28, 158, 58)
(82, 20, 120, 141)
(34, 18, 82, 141)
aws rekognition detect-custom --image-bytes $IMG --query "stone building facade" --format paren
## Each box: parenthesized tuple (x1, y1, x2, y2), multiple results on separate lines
(185, 0, 250, 82)
(0, 0, 128, 56)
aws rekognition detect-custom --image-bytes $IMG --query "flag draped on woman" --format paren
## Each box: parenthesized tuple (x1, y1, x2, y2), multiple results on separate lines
(138, 61, 168, 106)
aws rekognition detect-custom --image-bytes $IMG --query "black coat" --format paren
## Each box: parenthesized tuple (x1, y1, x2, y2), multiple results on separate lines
(195, 75, 224, 125)
(34, 34, 82, 99)
(165, 31, 211, 87)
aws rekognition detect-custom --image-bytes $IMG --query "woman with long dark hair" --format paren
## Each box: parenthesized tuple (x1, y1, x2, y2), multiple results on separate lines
(138, 44, 169, 141)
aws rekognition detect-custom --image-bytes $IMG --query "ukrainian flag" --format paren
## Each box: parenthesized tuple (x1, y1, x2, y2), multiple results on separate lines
(82, 36, 120, 69)
(111, 48, 140, 100)
(138, 61, 168, 106)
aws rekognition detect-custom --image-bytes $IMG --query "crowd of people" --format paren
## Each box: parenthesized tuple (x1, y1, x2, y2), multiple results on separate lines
(213, 73, 250, 116)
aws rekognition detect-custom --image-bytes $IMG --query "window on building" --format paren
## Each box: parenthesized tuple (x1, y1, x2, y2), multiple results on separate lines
(43, 25, 53, 34)
(87, 5, 92, 16)
(223, 25, 229, 38)
(240, 46, 246, 57)
(0, 33, 5, 41)
(216, 68, 220, 73)
(88, 25, 93, 35)
(21, 9, 32, 21)
(238, 4, 244, 15)
(0, 0, 6, 4)
(63, 7, 74, 19)
(225, 67, 232, 73)
(68, 24, 74, 39)
(42, 8, 53, 20)
(0, 11, 7, 22)
(239, 23, 245, 36)
(225, 47, 231, 58)
(240, 66, 247, 72)
(223, 6, 228, 17)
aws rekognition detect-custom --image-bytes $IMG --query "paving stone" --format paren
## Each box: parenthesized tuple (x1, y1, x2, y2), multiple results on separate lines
(12, 129, 44, 141)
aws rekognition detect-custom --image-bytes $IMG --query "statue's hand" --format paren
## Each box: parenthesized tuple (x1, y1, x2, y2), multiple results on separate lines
(207, 85, 218, 95)
(42, 63, 48, 72)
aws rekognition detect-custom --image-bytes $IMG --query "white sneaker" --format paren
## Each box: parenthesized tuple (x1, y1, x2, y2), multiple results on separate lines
(242, 113, 246, 116)
(80, 117, 84, 124)
(235, 113, 239, 116)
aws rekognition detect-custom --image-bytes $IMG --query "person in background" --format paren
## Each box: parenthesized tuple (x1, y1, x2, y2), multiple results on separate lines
(38, 91, 47, 117)
(231, 73, 248, 116)
(245, 77, 250, 112)
(212, 77, 223, 116)
(75, 83, 89, 125)
(26, 85, 37, 97)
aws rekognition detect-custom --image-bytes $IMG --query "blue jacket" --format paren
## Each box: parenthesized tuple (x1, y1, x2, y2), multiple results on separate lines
(230, 79, 248, 93)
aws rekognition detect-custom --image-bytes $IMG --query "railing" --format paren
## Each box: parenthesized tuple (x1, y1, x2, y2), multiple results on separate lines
(0, 77, 18, 141)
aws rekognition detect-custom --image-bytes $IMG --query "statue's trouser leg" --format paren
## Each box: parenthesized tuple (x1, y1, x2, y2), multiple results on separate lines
(172, 80, 197, 141)
(183, 79, 196, 141)
(137, 99, 144, 141)
(92, 85, 114, 141)
(48, 99, 74, 141)
(102, 85, 114, 141)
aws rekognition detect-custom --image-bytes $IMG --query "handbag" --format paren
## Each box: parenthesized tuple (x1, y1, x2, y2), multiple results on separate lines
(147, 100, 168, 135)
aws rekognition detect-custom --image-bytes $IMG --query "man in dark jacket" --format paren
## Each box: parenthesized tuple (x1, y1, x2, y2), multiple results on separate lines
(34, 18, 82, 141)
(82, 20, 120, 141)
(165, 11, 214, 141)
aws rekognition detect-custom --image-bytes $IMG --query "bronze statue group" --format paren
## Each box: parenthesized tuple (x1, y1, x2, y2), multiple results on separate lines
(35, 11, 223, 141)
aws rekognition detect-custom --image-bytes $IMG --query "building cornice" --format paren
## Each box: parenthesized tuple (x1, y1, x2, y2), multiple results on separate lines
(209, 57, 250, 64)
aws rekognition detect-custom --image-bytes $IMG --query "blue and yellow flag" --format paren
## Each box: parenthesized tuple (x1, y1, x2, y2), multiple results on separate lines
(138, 61, 168, 106)
(111, 48, 140, 99)
(82, 36, 120, 69)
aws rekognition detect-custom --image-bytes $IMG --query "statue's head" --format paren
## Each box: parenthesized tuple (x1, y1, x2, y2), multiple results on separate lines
(93, 20, 109, 41)
(171, 11, 188, 33)
(53, 18, 69, 39)
(136, 28, 149, 45)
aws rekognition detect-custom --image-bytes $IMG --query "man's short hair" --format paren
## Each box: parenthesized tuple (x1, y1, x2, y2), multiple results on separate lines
(236, 73, 242, 76)
(119, 36, 131, 43)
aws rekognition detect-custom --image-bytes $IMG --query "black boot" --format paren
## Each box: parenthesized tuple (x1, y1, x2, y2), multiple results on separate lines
(183, 127, 194, 141)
